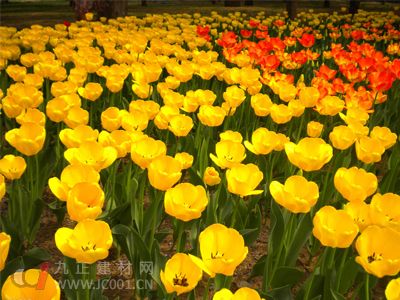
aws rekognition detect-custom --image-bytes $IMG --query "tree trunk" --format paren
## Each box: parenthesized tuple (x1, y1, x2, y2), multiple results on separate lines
(74, 0, 128, 20)
(224, 0, 241, 7)
(349, 0, 360, 14)
(286, 0, 298, 19)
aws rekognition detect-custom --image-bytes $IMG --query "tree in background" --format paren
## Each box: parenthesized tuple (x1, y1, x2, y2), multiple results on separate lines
(72, 0, 128, 20)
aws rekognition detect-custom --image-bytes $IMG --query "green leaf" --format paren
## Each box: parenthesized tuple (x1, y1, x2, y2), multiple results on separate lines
(47, 200, 66, 225)
(270, 266, 304, 289)
(270, 201, 285, 256)
(249, 255, 266, 278)
(22, 248, 51, 268)
(338, 259, 361, 294)
(331, 289, 346, 300)
(264, 285, 292, 300)
(0, 257, 24, 286)
(285, 213, 313, 266)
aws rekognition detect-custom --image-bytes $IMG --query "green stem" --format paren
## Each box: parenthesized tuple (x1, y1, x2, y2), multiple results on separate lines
(365, 273, 370, 300)
(175, 221, 185, 252)
(335, 247, 349, 291)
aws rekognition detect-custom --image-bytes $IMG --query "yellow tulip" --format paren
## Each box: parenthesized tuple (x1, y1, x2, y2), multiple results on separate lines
(129, 100, 160, 120)
(203, 167, 221, 186)
(197, 105, 226, 127)
(154, 105, 180, 130)
(7, 83, 43, 109)
(370, 126, 397, 149)
(355, 136, 385, 164)
(1, 96, 24, 118)
(5, 123, 46, 156)
(46, 97, 70, 123)
(299, 86, 319, 107)
(339, 106, 369, 125)
(174, 152, 193, 169)
(370, 193, 400, 228)
(147, 156, 182, 191)
(288, 99, 305, 117)
(210, 140, 246, 169)
(0, 232, 11, 271)
(250, 93, 273, 116)
(213, 287, 265, 300)
(121, 109, 149, 132)
(355, 225, 400, 278)
(244, 127, 279, 155)
(64, 141, 117, 171)
(131, 137, 167, 169)
(219, 130, 243, 143)
(64, 106, 89, 128)
(55, 219, 113, 264)
(226, 163, 263, 197)
(329, 125, 356, 150)
(59, 125, 99, 148)
(270, 175, 319, 213)
(101, 107, 122, 132)
(23, 73, 43, 88)
(67, 182, 104, 222)
(6, 65, 26, 82)
(307, 121, 323, 138)
(270, 104, 293, 124)
(98, 130, 132, 158)
(334, 167, 377, 203)
(0, 155, 27, 180)
(160, 253, 202, 296)
(344, 202, 372, 232)
(312, 206, 359, 248)
(48, 164, 100, 202)
(164, 183, 208, 221)
(0, 175, 5, 200)
(77, 82, 103, 101)
(16, 108, 46, 126)
(386, 278, 400, 300)
(316, 95, 345, 116)
(223, 85, 246, 108)
(278, 82, 297, 102)
(2, 269, 60, 300)
(168, 114, 194, 137)
(285, 137, 333, 171)
(191, 223, 248, 277)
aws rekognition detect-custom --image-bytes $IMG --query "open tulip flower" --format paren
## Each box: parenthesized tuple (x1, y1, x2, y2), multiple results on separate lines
(210, 140, 246, 169)
(0, 232, 11, 271)
(356, 226, 400, 278)
(160, 253, 202, 296)
(285, 137, 333, 172)
(191, 223, 248, 277)
(147, 155, 182, 191)
(0, 155, 27, 180)
(386, 278, 400, 300)
(164, 183, 208, 222)
(48, 164, 100, 202)
(5, 123, 46, 156)
(55, 219, 113, 264)
(2, 269, 60, 300)
(64, 141, 118, 171)
(313, 206, 359, 248)
(270, 175, 319, 213)
(226, 163, 264, 197)
(213, 287, 265, 300)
